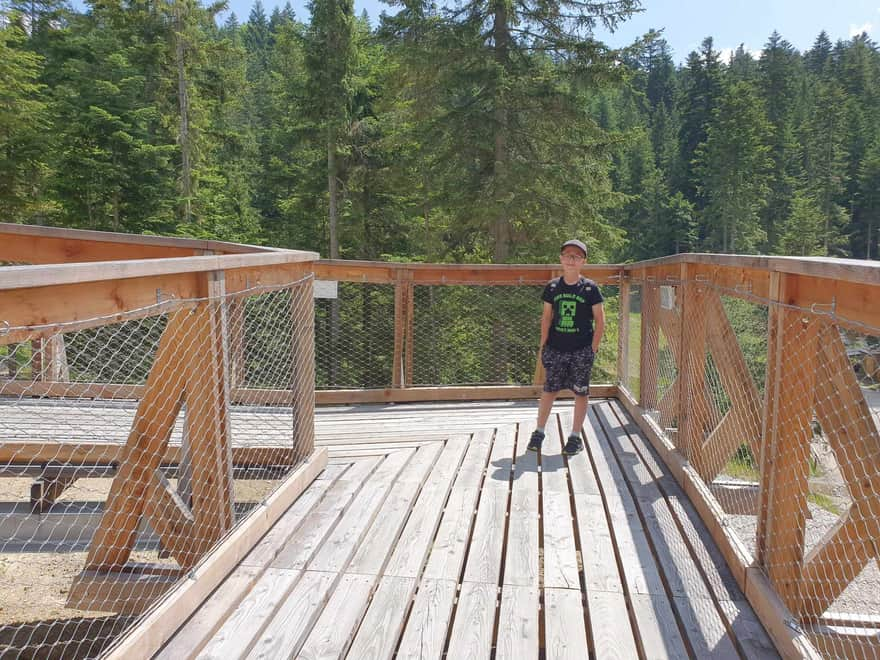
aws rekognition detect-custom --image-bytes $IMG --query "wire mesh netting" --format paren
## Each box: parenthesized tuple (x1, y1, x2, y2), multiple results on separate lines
(624, 275, 880, 657)
(0, 275, 314, 658)
(314, 283, 394, 389)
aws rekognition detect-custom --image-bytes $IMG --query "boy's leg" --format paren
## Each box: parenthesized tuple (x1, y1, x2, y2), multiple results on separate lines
(528, 391, 557, 452)
(571, 393, 589, 437)
(536, 390, 558, 430)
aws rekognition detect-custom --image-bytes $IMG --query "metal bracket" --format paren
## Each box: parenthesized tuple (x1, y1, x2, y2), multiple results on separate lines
(810, 297, 836, 316)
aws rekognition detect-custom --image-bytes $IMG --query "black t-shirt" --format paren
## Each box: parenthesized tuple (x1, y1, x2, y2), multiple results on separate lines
(542, 276, 604, 352)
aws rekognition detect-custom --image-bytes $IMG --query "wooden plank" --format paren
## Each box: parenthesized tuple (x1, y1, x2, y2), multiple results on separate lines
(142, 470, 196, 568)
(0, 222, 274, 256)
(85, 310, 190, 571)
(196, 568, 302, 659)
(541, 420, 580, 590)
(582, 410, 667, 598)
(629, 594, 689, 660)
(0, 249, 317, 293)
(672, 595, 740, 658)
(271, 456, 382, 570)
(496, 584, 539, 660)
(404, 281, 414, 386)
(245, 570, 337, 659)
(0, 380, 615, 404)
(241, 465, 347, 569)
(314, 259, 622, 286)
(596, 402, 760, 657)
(588, 589, 640, 659)
(462, 426, 516, 585)
(102, 447, 327, 660)
(421, 431, 494, 581)
(502, 426, 540, 587)
(347, 442, 443, 576)
(155, 565, 262, 660)
(446, 581, 498, 659)
(574, 494, 622, 594)
(383, 436, 470, 579)
(345, 575, 416, 660)
(65, 567, 181, 615)
(308, 448, 415, 574)
(395, 578, 457, 659)
(544, 588, 589, 660)
(296, 572, 375, 660)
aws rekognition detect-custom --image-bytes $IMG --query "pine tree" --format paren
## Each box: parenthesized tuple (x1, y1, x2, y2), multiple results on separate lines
(0, 16, 51, 223)
(758, 31, 804, 251)
(380, 0, 638, 262)
(695, 80, 772, 252)
(304, 0, 357, 259)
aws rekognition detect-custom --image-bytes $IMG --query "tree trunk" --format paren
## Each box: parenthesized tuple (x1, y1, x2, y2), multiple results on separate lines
(491, 0, 510, 264)
(327, 131, 339, 259)
(175, 1, 192, 223)
(327, 130, 340, 385)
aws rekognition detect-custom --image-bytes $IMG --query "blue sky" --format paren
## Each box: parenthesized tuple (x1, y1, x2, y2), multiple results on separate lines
(221, 0, 880, 63)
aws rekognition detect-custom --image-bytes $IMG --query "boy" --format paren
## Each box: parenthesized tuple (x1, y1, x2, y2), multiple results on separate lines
(528, 239, 605, 455)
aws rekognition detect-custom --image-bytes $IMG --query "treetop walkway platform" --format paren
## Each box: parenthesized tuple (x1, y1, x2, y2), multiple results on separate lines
(1, 223, 879, 658)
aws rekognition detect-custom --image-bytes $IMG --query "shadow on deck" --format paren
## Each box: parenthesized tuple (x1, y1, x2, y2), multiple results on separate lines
(156, 399, 778, 659)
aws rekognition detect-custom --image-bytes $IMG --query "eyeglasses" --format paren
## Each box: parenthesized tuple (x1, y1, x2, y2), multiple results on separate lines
(561, 253, 585, 262)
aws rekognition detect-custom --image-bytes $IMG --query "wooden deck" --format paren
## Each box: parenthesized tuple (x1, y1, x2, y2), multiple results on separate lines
(149, 399, 778, 659)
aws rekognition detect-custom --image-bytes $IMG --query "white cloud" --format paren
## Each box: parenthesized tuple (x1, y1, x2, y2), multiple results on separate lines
(850, 22, 874, 36)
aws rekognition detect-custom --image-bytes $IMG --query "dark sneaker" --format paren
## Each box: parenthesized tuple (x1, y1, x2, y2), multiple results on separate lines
(527, 430, 545, 452)
(563, 434, 583, 456)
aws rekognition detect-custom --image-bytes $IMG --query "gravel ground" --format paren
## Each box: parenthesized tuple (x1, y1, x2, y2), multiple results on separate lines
(726, 504, 880, 616)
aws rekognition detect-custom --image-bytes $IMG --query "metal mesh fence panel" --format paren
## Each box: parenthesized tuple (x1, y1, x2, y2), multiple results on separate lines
(410, 284, 618, 386)
(621, 283, 642, 399)
(0, 275, 314, 658)
(314, 283, 394, 389)
(634, 276, 880, 657)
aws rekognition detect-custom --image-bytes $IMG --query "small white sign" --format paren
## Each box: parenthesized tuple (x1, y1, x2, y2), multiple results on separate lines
(660, 285, 676, 310)
(314, 280, 338, 299)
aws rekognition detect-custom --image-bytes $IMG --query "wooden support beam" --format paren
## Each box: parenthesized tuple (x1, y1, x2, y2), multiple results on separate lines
(797, 324, 880, 617)
(638, 278, 660, 410)
(184, 277, 235, 560)
(616, 275, 630, 387)
(143, 470, 198, 569)
(30, 474, 76, 513)
(677, 269, 710, 461)
(404, 281, 414, 387)
(101, 448, 327, 657)
(393, 279, 405, 388)
(291, 277, 316, 463)
(757, 273, 818, 613)
(85, 310, 189, 571)
(691, 291, 764, 482)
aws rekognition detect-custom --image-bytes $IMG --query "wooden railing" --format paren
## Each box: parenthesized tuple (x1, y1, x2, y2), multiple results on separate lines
(617, 254, 880, 659)
(2, 224, 880, 658)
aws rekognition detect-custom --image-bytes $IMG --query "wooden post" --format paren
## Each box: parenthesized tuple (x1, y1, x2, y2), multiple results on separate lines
(184, 270, 235, 558)
(33, 334, 69, 382)
(291, 276, 315, 463)
(227, 299, 246, 389)
(639, 273, 660, 410)
(757, 272, 817, 613)
(677, 265, 710, 461)
(404, 280, 414, 387)
(617, 273, 630, 390)
(392, 274, 405, 388)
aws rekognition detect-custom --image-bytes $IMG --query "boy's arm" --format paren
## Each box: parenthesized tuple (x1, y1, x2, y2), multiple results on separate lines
(592, 303, 605, 353)
(540, 302, 553, 347)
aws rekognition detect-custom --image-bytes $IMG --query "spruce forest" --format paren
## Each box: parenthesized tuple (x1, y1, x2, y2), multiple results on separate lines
(2, 0, 880, 265)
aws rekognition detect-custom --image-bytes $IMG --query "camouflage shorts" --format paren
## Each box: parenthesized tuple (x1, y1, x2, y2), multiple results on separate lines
(541, 344, 595, 395)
